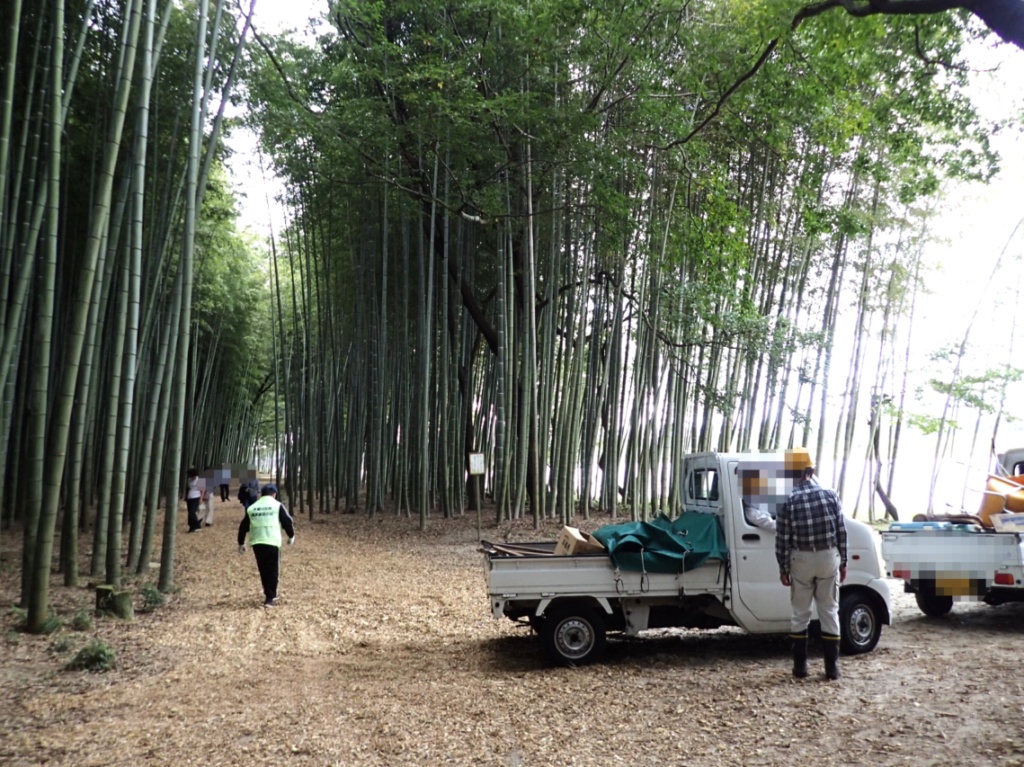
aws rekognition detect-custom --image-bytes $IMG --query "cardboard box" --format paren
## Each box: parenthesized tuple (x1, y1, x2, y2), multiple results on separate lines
(554, 526, 605, 556)
(991, 513, 1024, 533)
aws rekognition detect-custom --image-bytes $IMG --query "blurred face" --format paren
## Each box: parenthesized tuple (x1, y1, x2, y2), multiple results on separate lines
(742, 473, 765, 497)
(738, 460, 799, 516)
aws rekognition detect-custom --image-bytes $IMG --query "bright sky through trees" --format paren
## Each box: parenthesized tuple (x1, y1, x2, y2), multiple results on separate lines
(900, 43, 1024, 508)
(227, 0, 327, 240)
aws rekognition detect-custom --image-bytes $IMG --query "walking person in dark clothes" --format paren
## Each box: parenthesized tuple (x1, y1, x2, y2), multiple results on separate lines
(238, 484, 295, 607)
(238, 467, 259, 511)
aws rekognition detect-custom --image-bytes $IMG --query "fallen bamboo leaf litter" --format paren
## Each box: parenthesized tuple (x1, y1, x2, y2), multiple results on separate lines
(2, 501, 1024, 766)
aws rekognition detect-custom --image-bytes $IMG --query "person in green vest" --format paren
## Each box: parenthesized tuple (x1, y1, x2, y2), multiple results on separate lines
(237, 483, 295, 607)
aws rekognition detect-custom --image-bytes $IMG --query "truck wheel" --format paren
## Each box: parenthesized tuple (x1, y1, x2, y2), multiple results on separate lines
(540, 604, 607, 666)
(839, 592, 882, 655)
(915, 591, 954, 617)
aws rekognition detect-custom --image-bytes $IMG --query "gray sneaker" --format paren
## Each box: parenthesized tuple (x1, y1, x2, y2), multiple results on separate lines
(263, 598, 278, 607)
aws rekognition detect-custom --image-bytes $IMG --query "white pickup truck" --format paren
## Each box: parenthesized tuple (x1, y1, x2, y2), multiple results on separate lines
(880, 448, 1024, 617)
(483, 452, 892, 665)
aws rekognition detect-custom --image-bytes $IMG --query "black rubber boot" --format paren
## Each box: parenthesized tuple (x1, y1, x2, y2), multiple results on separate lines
(822, 634, 841, 680)
(791, 633, 808, 678)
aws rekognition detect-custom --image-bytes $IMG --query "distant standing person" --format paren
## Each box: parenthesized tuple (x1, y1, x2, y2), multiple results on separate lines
(186, 468, 203, 533)
(776, 449, 847, 680)
(201, 468, 216, 527)
(218, 462, 231, 502)
(237, 484, 295, 607)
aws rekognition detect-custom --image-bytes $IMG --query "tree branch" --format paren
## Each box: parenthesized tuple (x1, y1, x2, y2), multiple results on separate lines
(913, 23, 972, 70)
(798, 0, 1024, 51)
(653, 37, 781, 152)
(655, 0, 1023, 153)
(250, 26, 319, 115)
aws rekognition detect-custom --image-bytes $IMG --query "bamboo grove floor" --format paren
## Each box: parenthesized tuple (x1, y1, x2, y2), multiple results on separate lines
(2, 500, 1024, 766)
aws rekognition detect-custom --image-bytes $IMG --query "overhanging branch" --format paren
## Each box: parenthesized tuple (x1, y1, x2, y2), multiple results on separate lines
(655, 0, 1023, 153)
(251, 26, 319, 115)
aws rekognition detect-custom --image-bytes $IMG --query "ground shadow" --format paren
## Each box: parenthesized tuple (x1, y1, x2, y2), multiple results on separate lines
(896, 601, 1024, 636)
(475, 626, 794, 675)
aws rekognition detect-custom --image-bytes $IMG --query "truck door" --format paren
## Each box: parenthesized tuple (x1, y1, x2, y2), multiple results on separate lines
(725, 460, 793, 624)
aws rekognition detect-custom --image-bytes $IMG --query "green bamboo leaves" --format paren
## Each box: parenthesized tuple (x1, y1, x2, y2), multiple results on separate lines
(239, 0, 1008, 527)
(0, 0, 256, 629)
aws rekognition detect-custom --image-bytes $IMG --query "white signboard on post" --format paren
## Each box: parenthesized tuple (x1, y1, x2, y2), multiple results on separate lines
(468, 452, 485, 475)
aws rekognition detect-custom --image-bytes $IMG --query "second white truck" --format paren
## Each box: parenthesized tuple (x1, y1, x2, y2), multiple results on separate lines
(483, 451, 892, 665)
(881, 448, 1024, 617)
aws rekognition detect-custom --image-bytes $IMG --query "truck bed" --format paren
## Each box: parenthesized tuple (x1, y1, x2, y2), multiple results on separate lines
(483, 541, 728, 618)
(881, 528, 1024, 572)
(881, 527, 1024, 601)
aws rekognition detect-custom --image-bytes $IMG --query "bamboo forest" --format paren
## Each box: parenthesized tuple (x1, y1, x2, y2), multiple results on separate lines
(2, 0, 1024, 640)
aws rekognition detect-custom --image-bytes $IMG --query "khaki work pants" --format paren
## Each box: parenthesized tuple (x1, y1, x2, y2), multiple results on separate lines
(789, 548, 840, 637)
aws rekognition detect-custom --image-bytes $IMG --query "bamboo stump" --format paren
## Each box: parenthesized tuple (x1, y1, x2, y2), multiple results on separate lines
(95, 585, 134, 620)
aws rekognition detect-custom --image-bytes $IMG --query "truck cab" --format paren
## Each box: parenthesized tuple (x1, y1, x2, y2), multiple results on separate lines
(690, 453, 890, 642)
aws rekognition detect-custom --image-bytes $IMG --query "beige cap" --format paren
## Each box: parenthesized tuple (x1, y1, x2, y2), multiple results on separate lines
(785, 448, 814, 472)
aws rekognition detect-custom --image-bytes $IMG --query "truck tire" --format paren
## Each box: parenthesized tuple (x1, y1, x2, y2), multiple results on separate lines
(839, 592, 882, 655)
(540, 603, 607, 666)
(915, 590, 954, 617)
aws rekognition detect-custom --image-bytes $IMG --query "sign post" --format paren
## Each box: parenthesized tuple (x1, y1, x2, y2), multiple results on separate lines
(468, 452, 485, 538)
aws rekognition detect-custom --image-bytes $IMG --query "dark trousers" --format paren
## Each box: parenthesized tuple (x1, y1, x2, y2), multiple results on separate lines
(186, 497, 201, 531)
(219, 483, 230, 502)
(252, 544, 280, 601)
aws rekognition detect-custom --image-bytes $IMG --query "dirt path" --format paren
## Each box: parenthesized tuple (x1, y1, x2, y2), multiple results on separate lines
(3, 506, 1024, 767)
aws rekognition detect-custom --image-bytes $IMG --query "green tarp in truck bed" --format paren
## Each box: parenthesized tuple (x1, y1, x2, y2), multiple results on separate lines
(591, 511, 728, 574)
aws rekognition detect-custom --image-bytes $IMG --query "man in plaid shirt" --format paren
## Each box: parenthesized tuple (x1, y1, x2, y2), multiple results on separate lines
(776, 449, 847, 680)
